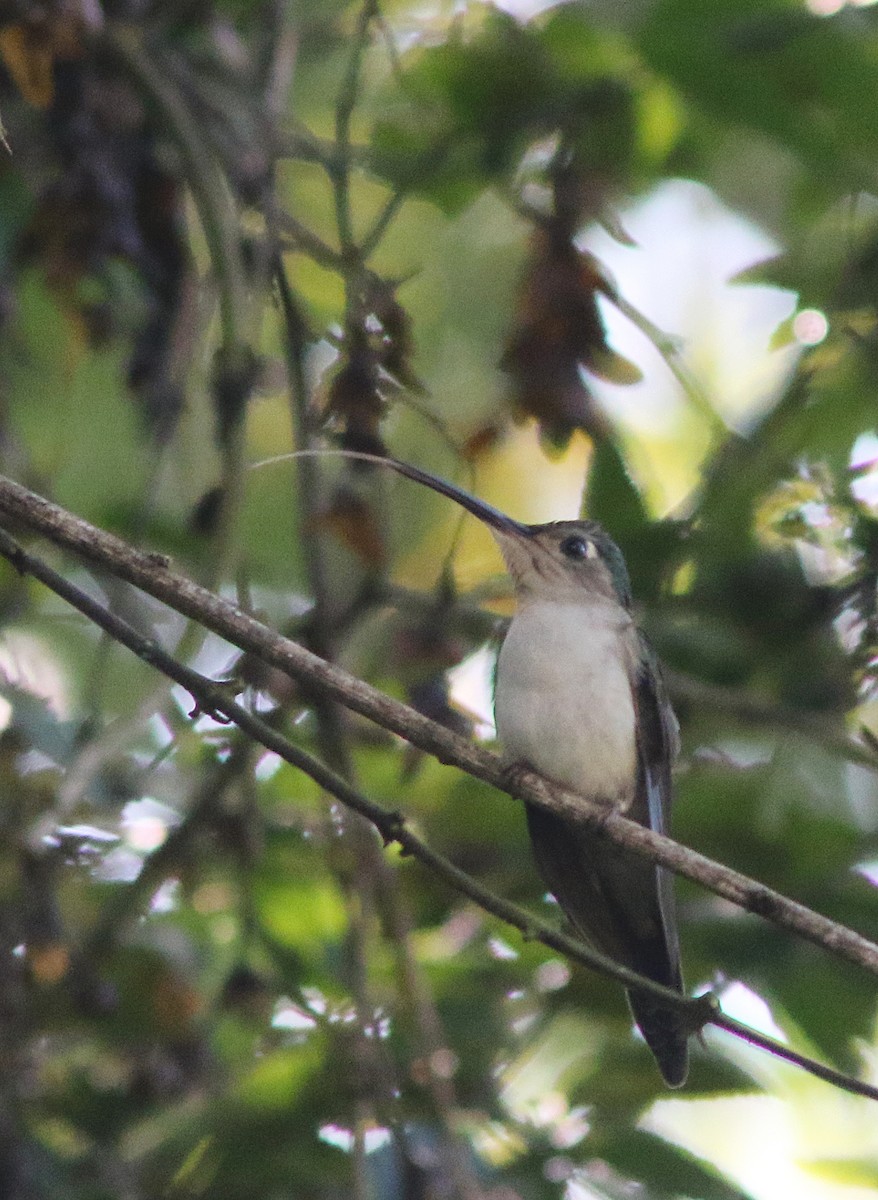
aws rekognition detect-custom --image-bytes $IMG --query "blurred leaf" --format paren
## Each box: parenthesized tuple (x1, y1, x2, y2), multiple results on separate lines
(252, 829, 348, 957)
(603, 1129, 754, 1200)
(639, 0, 878, 190)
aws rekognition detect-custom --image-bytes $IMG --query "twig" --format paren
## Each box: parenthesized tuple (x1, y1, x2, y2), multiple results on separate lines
(276, 256, 457, 1192)
(278, 212, 344, 269)
(374, 3, 404, 83)
(276, 261, 484, 1196)
(333, 0, 379, 256)
(281, 127, 343, 169)
(360, 187, 409, 261)
(0, 476, 876, 982)
(376, 863, 484, 1199)
(277, 254, 378, 1200)
(1, 527, 875, 1102)
(607, 288, 721, 431)
(709, 1010, 878, 1096)
(255, 0, 301, 128)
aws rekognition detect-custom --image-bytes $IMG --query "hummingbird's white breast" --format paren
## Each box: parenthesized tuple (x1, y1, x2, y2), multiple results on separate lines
(495, 599, 638, 806)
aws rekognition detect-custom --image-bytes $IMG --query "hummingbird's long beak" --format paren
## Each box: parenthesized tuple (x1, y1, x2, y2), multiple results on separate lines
(349, 453, 544, 589)
(289, 448, 530, 538)
(373, 456, 532, 539)
(279, 449, 537, 574)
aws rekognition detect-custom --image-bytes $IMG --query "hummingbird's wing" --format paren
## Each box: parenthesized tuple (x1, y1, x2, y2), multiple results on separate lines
(631, 635, 681, 977)
(625, 636, 688, 1085)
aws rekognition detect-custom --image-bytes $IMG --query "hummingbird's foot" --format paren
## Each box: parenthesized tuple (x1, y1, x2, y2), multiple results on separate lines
(501, 758, 625, 833)
(687, 991, 719, 1037)
(500, 757, 538, 797)
(578, 792, 628, 838)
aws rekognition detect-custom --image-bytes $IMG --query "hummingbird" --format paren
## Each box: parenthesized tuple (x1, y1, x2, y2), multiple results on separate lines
(320, 450, 688, 1086)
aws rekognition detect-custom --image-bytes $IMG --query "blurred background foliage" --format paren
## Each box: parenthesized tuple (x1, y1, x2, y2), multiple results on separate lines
(1, 0, 878, 1196)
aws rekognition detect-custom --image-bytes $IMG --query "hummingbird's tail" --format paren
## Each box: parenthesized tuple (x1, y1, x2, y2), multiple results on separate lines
(627, 988, 689, 1088)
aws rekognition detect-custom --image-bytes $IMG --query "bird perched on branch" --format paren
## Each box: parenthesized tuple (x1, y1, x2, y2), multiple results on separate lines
(301, 449, 688, 1086)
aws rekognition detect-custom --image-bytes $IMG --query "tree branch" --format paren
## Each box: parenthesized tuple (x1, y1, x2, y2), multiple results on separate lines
(2, 526, 876, 1101)
(274, 264, 484, 1197)
(0, 474, 876, 984)
(333, 0, 379, 256)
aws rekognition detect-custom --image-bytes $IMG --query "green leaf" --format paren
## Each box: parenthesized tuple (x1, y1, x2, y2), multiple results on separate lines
(639, 0, 878, 189)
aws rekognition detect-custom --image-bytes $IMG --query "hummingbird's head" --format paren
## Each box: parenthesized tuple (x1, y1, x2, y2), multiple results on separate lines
(492, 520, 633, 609)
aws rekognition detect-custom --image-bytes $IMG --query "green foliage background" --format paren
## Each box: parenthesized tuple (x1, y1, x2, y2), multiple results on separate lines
(1, 0, 878, 1197)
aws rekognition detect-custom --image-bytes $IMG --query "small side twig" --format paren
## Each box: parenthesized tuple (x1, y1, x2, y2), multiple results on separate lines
(333, 0, 380, 257)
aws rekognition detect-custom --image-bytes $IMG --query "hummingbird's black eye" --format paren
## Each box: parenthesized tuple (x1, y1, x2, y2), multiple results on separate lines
(560, 535, 592, 560)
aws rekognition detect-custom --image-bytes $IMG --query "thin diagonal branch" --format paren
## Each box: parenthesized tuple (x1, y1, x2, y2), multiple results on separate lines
(3, 527, 876, 1102)
(0, 474, 876, 983)
(5, 535, 878, 1104)
(709, 1010, 876, 1095)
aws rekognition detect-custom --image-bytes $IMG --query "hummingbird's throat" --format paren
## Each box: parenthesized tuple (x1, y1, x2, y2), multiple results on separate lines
(490, 527, 541, 586)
